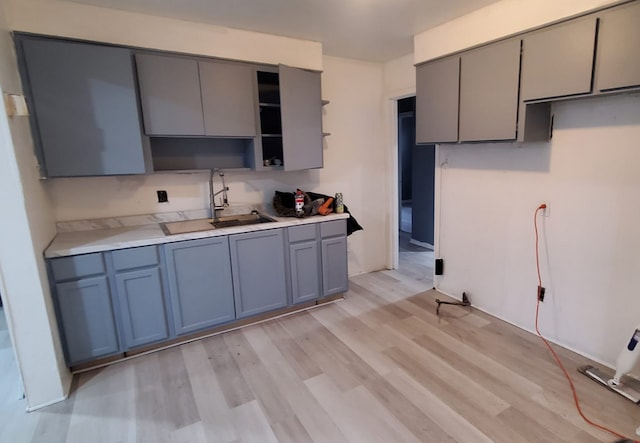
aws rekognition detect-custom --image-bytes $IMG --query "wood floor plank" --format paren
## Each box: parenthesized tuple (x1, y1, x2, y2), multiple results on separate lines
(230, 400, 279, 443)
(180, 341, 239, 443)
(242, 325, 348, 443)
(223, 329, 296, 425)
(157, 346, 200, 431)
(260, 321, 323, 381)
(270, 415, 314, 443)
(385, 368, 494, 443)
(202, 334, 255, 409)
(304, 374, 421, 443)
(362, 374, 458, 442)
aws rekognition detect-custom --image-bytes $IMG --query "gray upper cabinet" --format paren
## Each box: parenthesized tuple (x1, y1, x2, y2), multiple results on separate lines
(19, 37, 149, 177)
(416, 56, 460, 144)
(200, 61, 256, 137)
(55, 276, 120, 364)
(459, 39, 521, 142)
(279, 65, 324, 171)
(164, 237, 236, 335)
(595, 1, 640, 92)
(521, 17, 597, 101)
(135, 53, 205, 136)
(230, 229, 288, 318)
(136, 53, 258, 138)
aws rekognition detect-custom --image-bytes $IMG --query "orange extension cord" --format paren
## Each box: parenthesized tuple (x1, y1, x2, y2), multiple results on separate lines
(534, 204, 638, 442)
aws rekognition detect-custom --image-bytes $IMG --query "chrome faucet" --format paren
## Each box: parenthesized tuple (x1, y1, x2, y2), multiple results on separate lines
(209, 169, 229, 220)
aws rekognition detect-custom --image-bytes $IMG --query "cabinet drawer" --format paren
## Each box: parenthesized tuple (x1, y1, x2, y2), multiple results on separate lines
(320, 220, 346, 238)
(112, 246, 158, 271)
(288, 224, 317, 242)
(50, 253, 105, 281)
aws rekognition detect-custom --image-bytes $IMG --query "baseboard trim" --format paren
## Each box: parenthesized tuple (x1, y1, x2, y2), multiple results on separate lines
(26, 394, 68, 412)
(409, 238, 434, 249)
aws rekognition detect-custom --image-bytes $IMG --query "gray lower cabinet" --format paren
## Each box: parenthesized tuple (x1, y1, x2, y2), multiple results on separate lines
(595, 1, 640, 92)
(230, 229, 288, 318)
(17, 36, 150, 177)
(55, 276, 120, 364)
(520, 17, 597, 101)
(416, 56, 460, 144)
(164, 237, 236, 335)
(459, 39, 521, 142)
(288, 224, 321, 304)
(115, 268, 169, 348)
(320, 221, 349, 297)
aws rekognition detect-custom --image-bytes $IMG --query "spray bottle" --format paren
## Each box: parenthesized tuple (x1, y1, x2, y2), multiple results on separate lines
(295, 189, 305, 217)
(608, 325, 640, 386)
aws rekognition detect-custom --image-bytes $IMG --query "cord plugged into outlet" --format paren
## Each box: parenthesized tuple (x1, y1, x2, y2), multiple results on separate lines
(539, 202, 550, 217)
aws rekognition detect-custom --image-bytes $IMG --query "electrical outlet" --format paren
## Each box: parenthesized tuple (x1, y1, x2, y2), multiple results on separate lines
(157, 190, 168, 203)
(542, 203, 550, 217)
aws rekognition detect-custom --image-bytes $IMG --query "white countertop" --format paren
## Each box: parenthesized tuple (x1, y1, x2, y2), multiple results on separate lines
(45, 212, 350, 258)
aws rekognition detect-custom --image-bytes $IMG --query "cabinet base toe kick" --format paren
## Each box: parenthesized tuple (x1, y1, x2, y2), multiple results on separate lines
(69, 294, 344, 373)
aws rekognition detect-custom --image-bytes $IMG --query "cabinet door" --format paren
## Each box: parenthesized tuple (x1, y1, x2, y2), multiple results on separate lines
(595, 2, 640, 92)
(521, 18, 596, 101)
(416, 56, 460, 143)
(115, 267, 169, 349)
(20, 38, 148, 177)
(136, 53, 205, 136)
(230, 229, 287, 318)
(279, 65, 323, 171)
(321, 236, 348, 297)
(164, 237, 235, 335)
(199, 61, 257, 137)
(459, 40, 521, 142)
(290, 241, 321, 304)
(55, 276, 120, 364)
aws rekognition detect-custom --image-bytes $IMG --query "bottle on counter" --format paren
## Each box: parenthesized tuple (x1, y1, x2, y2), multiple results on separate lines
(295, 189, 305, 217)
(335, 192, 344, 213)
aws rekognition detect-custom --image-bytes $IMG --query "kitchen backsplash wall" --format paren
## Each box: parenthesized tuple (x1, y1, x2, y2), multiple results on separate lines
(46, 169, 317, 222)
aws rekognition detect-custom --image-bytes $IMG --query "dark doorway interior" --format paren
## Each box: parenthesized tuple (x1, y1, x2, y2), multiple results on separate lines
(397, 96, 435, 249)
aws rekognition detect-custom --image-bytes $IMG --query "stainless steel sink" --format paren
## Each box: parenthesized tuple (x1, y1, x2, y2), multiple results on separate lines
(160, 212, 276, 235)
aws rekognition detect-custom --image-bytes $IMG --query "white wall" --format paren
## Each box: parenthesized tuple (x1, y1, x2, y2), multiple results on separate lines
(0, 0, 71, 409)
(414, 0, 619, 63)
(414, 0, 640, 366)
(437, 94, 640, 367)
(7, 0, 322, 70)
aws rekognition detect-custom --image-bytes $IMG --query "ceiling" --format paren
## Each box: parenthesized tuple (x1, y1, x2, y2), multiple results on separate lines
(63, 0, 501, 62)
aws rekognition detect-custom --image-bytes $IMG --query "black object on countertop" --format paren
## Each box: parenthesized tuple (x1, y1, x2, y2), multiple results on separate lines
(273, 190, 363, 236)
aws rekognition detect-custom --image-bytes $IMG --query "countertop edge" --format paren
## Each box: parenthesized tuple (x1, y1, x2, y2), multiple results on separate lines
(45, 213, 351, 258)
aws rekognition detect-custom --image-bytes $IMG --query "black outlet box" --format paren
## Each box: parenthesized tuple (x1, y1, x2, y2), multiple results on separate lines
(157, 190, 168, 203)
(435, 258, 444, 275)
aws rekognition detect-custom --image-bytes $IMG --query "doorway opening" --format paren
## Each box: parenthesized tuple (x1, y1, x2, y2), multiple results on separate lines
(397, 96, 435, 276)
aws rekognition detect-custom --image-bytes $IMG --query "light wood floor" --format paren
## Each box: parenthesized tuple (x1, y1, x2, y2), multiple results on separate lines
(1, 250, 639, 442)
